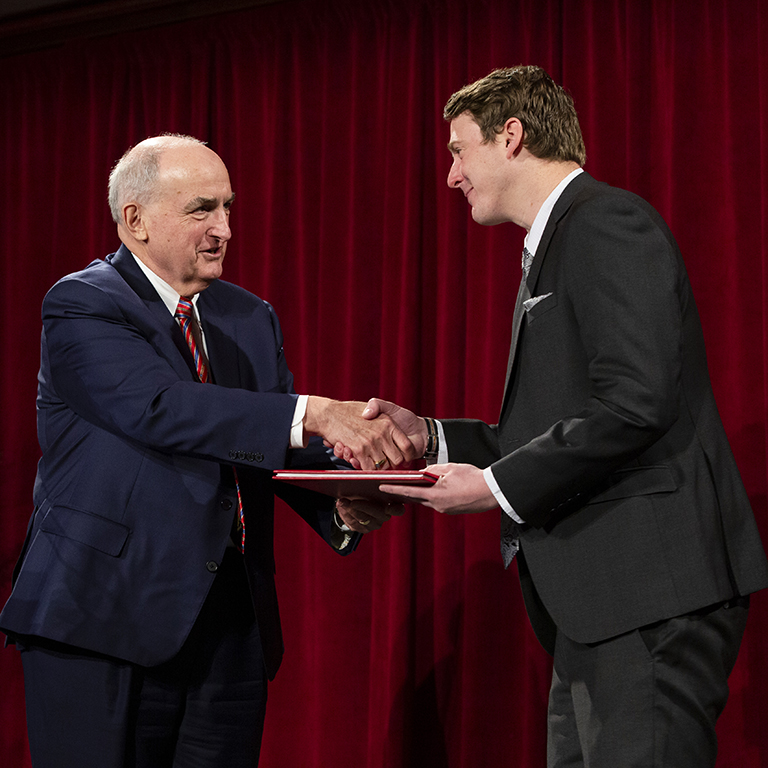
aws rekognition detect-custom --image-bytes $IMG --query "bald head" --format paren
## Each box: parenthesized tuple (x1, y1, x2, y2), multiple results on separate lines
(108, 134, 215, 224)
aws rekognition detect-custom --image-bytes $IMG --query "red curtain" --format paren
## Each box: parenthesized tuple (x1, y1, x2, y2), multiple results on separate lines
(2, 0, 768, 765)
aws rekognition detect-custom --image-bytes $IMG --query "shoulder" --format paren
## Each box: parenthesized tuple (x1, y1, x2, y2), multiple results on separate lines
(202, 279, 276, 319)
(51, 257, 122, 290)
(550, 176, 682, 284)
(565, 175, 671, 237)
(199, 279, 285, 338)
(43, 257, 135, 314)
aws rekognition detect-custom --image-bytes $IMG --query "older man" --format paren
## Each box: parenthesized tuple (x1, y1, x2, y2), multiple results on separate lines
(0, 134, 414, 768)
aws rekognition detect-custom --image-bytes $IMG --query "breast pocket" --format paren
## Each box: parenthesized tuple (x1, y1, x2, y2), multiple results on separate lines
(524, 292, 558, 323)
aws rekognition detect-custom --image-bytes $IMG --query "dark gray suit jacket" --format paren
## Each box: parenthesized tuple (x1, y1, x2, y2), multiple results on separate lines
(442, 172, 768, 653)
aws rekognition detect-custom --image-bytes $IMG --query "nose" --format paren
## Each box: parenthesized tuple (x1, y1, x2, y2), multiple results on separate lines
(208, 208, 231, 241)
(447, 157, 463, 188)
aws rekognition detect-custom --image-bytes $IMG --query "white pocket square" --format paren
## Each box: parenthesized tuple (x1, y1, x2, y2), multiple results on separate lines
(523, 292, 553, 312)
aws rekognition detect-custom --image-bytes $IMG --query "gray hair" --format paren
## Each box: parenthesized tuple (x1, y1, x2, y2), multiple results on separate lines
(107, 134, 207, 223)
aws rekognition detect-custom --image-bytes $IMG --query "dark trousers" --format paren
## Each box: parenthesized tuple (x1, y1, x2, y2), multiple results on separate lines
(547, 598, 749, 768)
(21, 548, 267, 768)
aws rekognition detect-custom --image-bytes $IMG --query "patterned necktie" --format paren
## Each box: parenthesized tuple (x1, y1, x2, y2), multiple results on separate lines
(175, 297, 245, 552)
(522, 246, 534, 279)
(175, 297, 209, 383)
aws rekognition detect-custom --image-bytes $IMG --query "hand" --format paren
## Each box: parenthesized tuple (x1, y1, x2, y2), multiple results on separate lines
(335, 498, 406, 533)
(379, 463, 498, 514)
(305, 397, 419, 470)
(327, 398, 429, 468)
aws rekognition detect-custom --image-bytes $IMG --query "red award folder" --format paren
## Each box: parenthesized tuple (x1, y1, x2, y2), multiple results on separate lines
(272, 469, 438, 502)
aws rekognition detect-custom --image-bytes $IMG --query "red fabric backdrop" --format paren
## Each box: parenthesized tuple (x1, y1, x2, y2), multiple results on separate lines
(2, 0, 768, 765)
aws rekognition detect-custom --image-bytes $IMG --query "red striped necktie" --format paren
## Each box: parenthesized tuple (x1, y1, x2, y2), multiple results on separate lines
(175, 296, 245, 551)
(174, 297, 209, 383)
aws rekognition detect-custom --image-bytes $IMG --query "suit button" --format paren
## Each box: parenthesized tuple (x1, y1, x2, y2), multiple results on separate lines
(206, 561, 219, 573)
(255, 453, 264, 463)
(246, 452, 256, 462)
(220, 498, 233, 511)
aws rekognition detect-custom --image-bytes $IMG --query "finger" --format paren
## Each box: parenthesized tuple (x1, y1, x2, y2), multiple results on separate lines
(391, 428, 417, 462)
(378, 484, 431, 503)
(339, 499, 398, 528)
(350, 514, 382, 532)
(358, 507, 391, 525)
(347, 422, 405, 470)
(356, 454, 376, 471)
(379, 433, 406, 468)
(335, 444, 362, 469)
(336, 499, 367, 529)
(372, 456, 390, 471)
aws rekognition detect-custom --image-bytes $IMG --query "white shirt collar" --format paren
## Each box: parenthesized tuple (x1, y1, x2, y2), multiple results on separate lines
(131, 253, 201, 320)
(524, 167, 584, 256)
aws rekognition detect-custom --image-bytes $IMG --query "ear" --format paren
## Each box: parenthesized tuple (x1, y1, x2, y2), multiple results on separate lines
(502, 117, 525, 159)
(122, 203, 148, 242)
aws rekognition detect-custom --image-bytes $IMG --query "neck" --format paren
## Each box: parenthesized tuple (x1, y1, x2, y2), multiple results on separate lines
(511, 160, 581, 231)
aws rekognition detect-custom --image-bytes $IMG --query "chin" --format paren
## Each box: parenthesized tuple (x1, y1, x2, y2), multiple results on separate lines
(471, 209, 495, 226)
(201, 265, 224, 283)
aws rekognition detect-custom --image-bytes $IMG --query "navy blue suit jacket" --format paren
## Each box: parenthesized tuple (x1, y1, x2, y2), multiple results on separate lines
(0, 245, 352, 678)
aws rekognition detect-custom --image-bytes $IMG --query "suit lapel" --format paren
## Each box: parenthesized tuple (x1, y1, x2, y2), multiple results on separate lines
(499, 172, 595, 417)
(109, 247, 242, 389)
(525, 171, 594, 294)
(107, 245, 200, 381)
(196, 285, 242, 389)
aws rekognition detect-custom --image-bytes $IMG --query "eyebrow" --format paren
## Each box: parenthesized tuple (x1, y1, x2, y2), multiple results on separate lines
(185, 193, 236, 211)
(447, 141, 461, 154)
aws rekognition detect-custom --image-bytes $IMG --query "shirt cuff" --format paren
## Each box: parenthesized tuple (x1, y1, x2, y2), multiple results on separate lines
(483, 467, 524, 523)
(332, 510, 353, 550)
(291, 395, 309, 449)
(431, 420, 449, 465)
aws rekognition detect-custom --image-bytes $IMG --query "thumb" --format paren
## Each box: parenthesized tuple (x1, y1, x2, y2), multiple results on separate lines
(362, 397, 386, 419)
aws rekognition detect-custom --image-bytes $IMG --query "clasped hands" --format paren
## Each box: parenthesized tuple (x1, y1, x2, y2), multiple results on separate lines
(304, 396, 415, 532)
(305, 396, 497, 518)
(304, 396, 423, 471)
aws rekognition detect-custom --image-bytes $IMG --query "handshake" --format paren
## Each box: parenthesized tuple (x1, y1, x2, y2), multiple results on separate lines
(304, 396, 427, 471)
(304, 397, 498, 524)
(301, 396, 428, 535)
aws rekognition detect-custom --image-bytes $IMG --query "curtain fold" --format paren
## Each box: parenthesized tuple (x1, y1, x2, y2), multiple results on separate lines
(2, 1, 767, 765)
